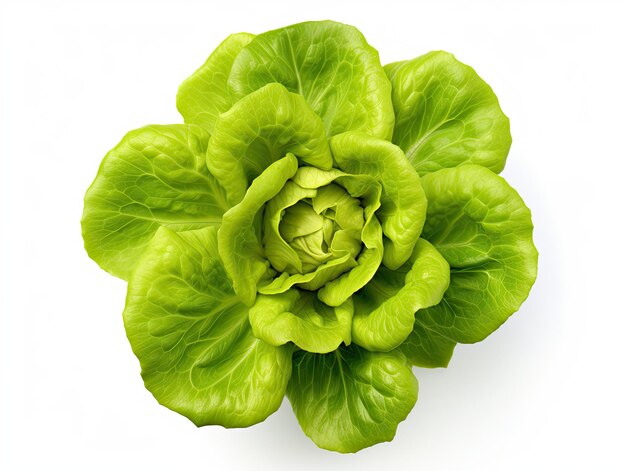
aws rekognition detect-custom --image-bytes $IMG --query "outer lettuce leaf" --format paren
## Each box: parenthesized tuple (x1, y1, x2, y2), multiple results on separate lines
(385, 52, 511, 175)
(418, 165, 538, 343)
(177, 33, 255, 134)
(249, 290, 353, 353)
(330, 132, 427, 270)
(287, 345, 418, 453)
(123, 226, 292, 427)
(82, 124, 229, 280)
(352, 239, 450, 352)
(228, 20, 394, 139)
(399, 321, 456, 368)
(218, 155, 298, 306)
(207, 83, 332, 205)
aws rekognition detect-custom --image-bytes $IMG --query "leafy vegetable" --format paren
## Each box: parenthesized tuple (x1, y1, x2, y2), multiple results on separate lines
(288, 345, 418, 453)
(124, 226, 292, 427)
(385, 51, 512, 175)
(227, 21, 394, 139)
(82, 125, 229, 279)
(82, 20, 537, 453)
(177, 33, 255, 134)
(417, 165, 538, 344)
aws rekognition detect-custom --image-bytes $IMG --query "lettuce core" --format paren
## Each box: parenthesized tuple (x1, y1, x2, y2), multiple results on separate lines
(264, 176, 365, 282)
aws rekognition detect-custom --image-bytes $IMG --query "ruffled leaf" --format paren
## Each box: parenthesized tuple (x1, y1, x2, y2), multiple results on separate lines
(123, 226, 292, 427)
(228, 20, 394, 139)
(330, 132, 427, 269)
(249, 290, 353, 353)
(207, 83, 332, 205)
(218, 155, 298, 306)
(352, 238, 450, 352)
(418, 165, 538, 343)
(287, 345, 417, 453)
(258, 253, 357, 294)
(385, 52, 511, 175)
(177, 33, 255, 133)
(82, 124, 229, 280)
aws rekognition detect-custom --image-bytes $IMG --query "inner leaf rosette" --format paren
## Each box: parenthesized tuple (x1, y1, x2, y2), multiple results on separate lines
(262, 177, 366, 290)
(257, 165, 383, 305)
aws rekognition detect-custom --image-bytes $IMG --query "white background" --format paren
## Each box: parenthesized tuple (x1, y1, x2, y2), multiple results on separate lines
(1, 0, 624, 469)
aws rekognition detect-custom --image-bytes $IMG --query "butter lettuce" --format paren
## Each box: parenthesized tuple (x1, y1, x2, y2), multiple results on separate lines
(82, 20, 537, 453)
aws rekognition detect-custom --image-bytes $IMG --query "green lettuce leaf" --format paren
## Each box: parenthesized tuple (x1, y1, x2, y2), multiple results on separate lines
(82, 124, 229, 280)
(228, 20, 394, 139)
(399, 321, 456, 368)
(287, 345, 417, 453)
(330, 132, 427, 270)
(418, 165, 538, 343)
(258, 253, 357, 294)
(177, 33, 255, 134)
(218, 154, 298, 306)
(249, 290, 353, 353)
(385, 51, 511, 175)
(123, 226, 292, 427)
(207, 83, 332, 205)
(352, 239, 450, 352)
